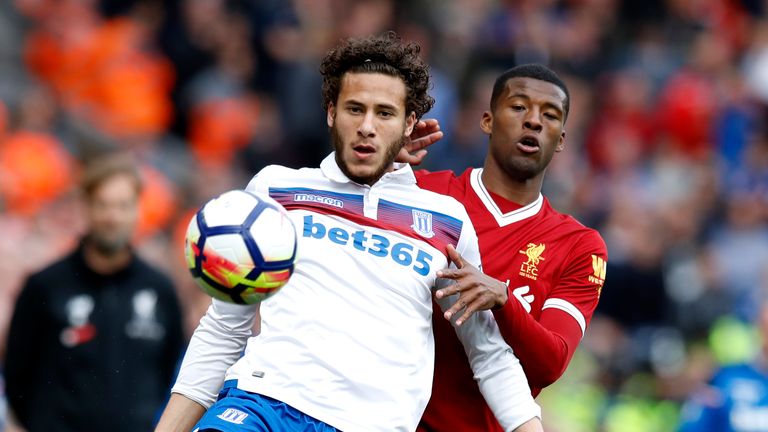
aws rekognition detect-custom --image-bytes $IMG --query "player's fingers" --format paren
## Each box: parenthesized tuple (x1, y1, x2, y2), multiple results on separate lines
(438, 274, 479, 299)
(421, 118, 439, 129)
(446, 244, 465, 269)
(435, 267, 460, 280)
(454, 304, 477, 327)
(414, 149, 428, 160)
(434, 281, 460, 299)
(443, 298, 468, 321)
(413, 118, 439, 132)
(395, 146, 412, 164)
(401, 149, 428, 165)
(409, 130, 443, 152)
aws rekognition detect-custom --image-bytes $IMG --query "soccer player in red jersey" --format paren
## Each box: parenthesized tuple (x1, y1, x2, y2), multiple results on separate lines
(411, 64, 608, 431)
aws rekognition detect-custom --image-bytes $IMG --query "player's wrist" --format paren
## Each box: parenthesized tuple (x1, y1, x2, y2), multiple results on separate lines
(492, 280, 509, 310)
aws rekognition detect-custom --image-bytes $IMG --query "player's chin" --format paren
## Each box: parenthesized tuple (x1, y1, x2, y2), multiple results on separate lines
(354, 157, 393, 181)
(348, 168, 379, 184)
(505, 158, 541, 179)
(347, 154, 379, 170)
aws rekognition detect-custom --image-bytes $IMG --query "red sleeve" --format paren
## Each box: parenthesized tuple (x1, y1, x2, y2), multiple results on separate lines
(493, 230, 607, 395)
(414, 169, 455, 195)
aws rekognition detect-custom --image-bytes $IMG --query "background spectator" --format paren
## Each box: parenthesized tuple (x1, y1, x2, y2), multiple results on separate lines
(4, 152, 184, 431)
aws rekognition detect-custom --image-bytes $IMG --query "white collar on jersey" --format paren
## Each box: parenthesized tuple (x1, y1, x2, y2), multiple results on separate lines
(320, 152, 416, 186)
(469, 168, 544, 227)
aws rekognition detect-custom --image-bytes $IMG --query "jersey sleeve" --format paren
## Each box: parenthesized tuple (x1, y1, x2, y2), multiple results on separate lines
(493, 229, 607, 392)
(173, 166, 282, 406)
(435, 212, 540, 430)
(544, 230, 607, 335)
(245, 165, 279, 195)
(454, 208, 481, 269)
(170, 299, 258, 407)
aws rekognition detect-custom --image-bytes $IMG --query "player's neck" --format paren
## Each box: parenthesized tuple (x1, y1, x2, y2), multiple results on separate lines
(480, 164, 543, 206)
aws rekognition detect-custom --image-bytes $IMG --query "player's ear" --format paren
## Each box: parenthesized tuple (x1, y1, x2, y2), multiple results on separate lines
(404, 111, 417, 137)
(480, 111, 493, 135)
(556, 130, 566, 152)
(327, 103, 336, 127)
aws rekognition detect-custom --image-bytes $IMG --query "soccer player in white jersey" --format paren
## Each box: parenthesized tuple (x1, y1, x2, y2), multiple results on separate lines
(155, 32, 542, 432)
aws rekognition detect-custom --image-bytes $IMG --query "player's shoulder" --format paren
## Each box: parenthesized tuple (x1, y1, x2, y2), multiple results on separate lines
(410, 180, 471, 220)
(542, 198, 606, 253)
(415, 168, 472, 195)
(255, 164, 319, 180)
(541, 198, 594, 231)
(415, 168, 459, 183)
(246, 164, 321, 190)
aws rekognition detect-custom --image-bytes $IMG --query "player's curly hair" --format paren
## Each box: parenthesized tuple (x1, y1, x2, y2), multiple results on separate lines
(320, 31, 434, 119)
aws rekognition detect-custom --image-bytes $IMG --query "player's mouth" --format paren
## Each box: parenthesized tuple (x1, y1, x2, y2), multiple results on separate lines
(352, 142, 377, 159)
(517, 135, 540, 154)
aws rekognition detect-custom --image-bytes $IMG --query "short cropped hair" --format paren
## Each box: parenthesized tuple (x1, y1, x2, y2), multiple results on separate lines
(81, 152, 143, 198)
(490, 64, 570, 121)
(320, 31, 434, 119)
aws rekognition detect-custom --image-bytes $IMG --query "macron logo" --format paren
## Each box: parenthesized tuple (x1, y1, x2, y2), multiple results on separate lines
(217, 408, 248, 424)
(294, 193, 344, 208)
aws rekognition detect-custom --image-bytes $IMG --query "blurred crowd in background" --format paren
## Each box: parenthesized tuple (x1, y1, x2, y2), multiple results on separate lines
(1, 0, 768, 430)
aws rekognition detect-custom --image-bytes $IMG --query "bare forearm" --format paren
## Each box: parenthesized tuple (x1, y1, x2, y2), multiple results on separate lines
(514, 416, 543, 432)
(154, 393, 207, 432)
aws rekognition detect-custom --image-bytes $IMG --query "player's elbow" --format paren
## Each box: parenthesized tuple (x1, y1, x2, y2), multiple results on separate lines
(530, 368, 564, 390)
(524, 357, 568, 390)
(521, 335, 573, 390)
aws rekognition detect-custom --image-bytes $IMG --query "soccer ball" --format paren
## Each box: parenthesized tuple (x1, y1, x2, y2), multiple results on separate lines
(184, 189, 298, 304)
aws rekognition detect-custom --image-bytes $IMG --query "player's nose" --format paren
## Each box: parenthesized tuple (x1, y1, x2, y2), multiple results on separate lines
(523, 110, 543, 132)
(358, 112, 376, 137)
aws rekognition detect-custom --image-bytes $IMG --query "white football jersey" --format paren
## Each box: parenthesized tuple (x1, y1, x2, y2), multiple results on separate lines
(172, 154, 539, 432)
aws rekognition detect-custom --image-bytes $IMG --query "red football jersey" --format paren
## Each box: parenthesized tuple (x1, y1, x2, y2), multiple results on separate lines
(416, 168, 608, 432)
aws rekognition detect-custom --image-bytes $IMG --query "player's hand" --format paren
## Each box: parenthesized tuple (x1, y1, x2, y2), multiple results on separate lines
(435, 244, 509, 326)
(396, 118, 443, 165)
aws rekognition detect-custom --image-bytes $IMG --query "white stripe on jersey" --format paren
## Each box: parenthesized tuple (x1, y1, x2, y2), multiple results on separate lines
(469, 168, 543, 227)
(542, 297, 587, 336)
